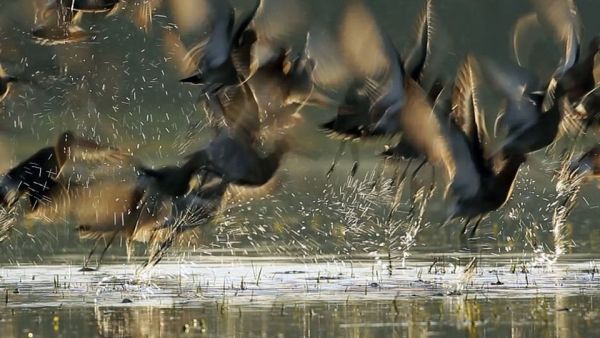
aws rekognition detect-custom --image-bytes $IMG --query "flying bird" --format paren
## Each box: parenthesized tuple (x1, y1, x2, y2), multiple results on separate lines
(440, 57, 526, 237)
(0, 131, 127, 212)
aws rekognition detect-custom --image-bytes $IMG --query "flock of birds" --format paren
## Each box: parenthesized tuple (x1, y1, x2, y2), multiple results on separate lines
(0, 0, 599, 271)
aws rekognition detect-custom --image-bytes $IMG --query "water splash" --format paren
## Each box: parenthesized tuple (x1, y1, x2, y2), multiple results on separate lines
(532, 154, 583, 267)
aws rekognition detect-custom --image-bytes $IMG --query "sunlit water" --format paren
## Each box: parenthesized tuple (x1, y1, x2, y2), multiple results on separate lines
(1, 255, 600, 337)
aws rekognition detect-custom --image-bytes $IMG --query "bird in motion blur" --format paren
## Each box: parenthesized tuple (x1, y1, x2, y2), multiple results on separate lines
(440, 56, 526, 237)
(0, 131, 127, 212)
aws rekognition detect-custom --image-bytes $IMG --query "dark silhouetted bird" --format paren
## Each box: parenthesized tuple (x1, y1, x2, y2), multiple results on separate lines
(246, 34, 334, 128)
(376, 0, 444, 177)
(484, 60, 562, 156)
(319, 0, 406, 176)
(75, 151, 215, 271)
(513, 0, 582, 109)
(139, 173, 230, 269)
(0, 131, 126, 212)
(180, 0, 260, 95)
(440, 57, 526, 237)
(190, 128, 290, 187)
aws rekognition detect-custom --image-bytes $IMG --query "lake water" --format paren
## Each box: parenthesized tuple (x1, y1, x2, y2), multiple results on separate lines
(1, 0, 600, 337)
(2, 255, 600, 337)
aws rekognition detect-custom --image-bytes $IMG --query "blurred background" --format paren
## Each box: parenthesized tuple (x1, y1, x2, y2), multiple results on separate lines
(0, 0, 599, 263)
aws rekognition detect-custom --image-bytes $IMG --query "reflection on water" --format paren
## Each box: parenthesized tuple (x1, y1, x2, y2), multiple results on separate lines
(0, 257, 599, 337)
(1, 296, 599, 338)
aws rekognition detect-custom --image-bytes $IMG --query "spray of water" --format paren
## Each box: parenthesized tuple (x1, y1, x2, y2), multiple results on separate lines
(533, 153, 583, 267)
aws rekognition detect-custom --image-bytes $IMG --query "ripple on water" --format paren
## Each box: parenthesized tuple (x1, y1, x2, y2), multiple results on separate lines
(0, 255, 599, 308)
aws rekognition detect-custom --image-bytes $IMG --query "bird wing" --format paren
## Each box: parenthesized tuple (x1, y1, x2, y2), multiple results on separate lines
(195, 0, 235, 70)
(217, 83, 261, 139)
(398, 79, 448, 166)
(229, 0, 261, 76)
(482, 59, 540, 135)
(223, 174, 280, 205)
(436, 89, 481, 200)
(404, 0, 434, 82)
(452, 56, 489, 160)
(163, 30, 198, 77)
(245, 0, 305, 76)
(167, 0, 211, 34)
(252, 0, 306, 45)
(531, 0, 581, 110)
(512, 12, 541, 67)
(339, 0, 390, 79)
(531, 0, 581, 64)
(368, 32, 407, 132)
(65, 180, 140, 239)
(593, 53, 600, 86)
(233, 0, 261, 44)
(307, 29, 352, 88)
(68, 135, 132, 167)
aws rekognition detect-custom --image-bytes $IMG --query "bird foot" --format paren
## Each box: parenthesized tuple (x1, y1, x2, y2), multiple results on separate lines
(326, 165, 335, 178)
(79, 266, 97, 272)
(350, 162, 359, 177)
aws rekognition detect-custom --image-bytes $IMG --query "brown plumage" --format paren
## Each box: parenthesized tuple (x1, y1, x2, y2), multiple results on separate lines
(0, 131, 128, 212)
(440, 57, 527, 236)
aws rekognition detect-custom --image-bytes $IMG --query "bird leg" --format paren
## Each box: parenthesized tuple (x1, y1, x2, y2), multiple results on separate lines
(408, 159, 428, 215)
(411, 158, 428, 181)
(369, 161, 385, 190)
(350, 142, 360, 176)
(95, 231, 118, 270)
(461, 217, 472, 236)
(327, 141, 346, 178)
(428, 165, 437, 197)
(469, 216, 484, 238)
(142, 233, 176, 271)
(79, 239, 99, 272)
(126, 239, 135, 263)
(386, 159, 398, 188)
(392, 159, 413, 187)
(409, 159, 427, 192)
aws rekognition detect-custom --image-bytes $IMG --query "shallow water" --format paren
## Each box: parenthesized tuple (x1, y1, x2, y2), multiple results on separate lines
(1, 255, 600, 337)
(4, 295, 600, 338)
